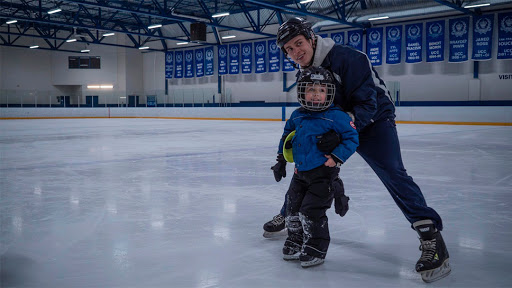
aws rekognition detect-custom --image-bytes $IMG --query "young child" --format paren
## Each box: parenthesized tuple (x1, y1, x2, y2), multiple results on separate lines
(271, 66, 358, 268)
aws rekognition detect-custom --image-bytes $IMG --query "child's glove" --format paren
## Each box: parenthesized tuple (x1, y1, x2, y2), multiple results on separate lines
(332, 177, 350, 217)
(317, 130, 341, 153)
(271, 154, 287, 182)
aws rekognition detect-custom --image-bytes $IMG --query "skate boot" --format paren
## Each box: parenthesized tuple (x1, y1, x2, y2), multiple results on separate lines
(299, 253, 324, 268)
(413, 220, 451, 283)
(263, 214, 286, 238)
(282, 240, 302, 261)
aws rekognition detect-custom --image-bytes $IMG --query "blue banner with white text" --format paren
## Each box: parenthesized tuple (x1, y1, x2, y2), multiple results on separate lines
(205, 47, 214, 76)
(229, 44, 240, 74)
(174, 51, 183, 78)
(268, 40, 280, 72)
(255, 41, 266, 73)
(218, 45, 228, 75)
(366, 27, 383, 66)
(165, 51, 173, 79)
(241, 43, 252, 74)
(426, 20, 445, 62)
(184, 50, 194, 78)
(497, 12, 512, 59)
(405, 23, 423, 63)
(331, 32, 344, 44)
(449, 17, 469, 62)
(347, 30, 363, 51)
(472, 14, 493, 60)
(195, 48, 204, 77)
(283, 57, 295, 72)
(386, 25, 402, 64)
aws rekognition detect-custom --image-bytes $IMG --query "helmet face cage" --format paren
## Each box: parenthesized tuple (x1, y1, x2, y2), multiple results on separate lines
(297, 82, 335, 111)
(297, 67, 336, 111)
(276, 17, 314, 54)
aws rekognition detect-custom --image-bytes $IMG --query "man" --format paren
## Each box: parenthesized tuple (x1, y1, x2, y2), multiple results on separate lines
(264, 17, 450, 283)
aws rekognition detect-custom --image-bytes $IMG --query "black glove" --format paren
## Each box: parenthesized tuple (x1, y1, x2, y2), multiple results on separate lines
(271, 154, 287, 182)
(317, 130, 342, 153)
(334, 195, 350, 217)
(332, 177, 349, 217)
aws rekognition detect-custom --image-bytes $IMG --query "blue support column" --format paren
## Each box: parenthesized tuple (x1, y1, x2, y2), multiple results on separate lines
(474, 61, 479, 79)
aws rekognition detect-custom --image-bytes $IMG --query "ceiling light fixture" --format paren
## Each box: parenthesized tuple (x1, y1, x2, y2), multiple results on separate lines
(30, 45, 39, 49)
(148, 24, 163, 29)
(66, 39, 77, 42)
(81, 49, 90, 53)
(368, 16, 390, 21)
(176, 42, 189, 45)
(138, 46, 150, 50)
(212, 12, 230, 18)
(299, 0, 315, 4)
(464, 3, 490, 8)
(221, 35, 236, 39)
(6, 20, 17, 24)
(103, 32, 115, 37)
(48, 8, 62, 14)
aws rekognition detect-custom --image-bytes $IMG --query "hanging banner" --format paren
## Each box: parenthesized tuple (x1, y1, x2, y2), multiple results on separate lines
(319, 33, 328, 39)
(255, 41, 267, 73)
(366, 27, 383, 66)
(174, 51, 183, 78)
(386, 25, 402, 64)
(497, 12, 512, 59)
(165, 51, 173, 79)
(205, 47, 214, 76)
(472, 14, 494, 60)
(283, 57, 295, 72)
(347, 30, 363, 51)
(184, 50, 194, 78)
(405, 23, 423, 63)
(268, 40, 280, 72)
(218, 45, 228, 75)
(241, 43, 252, 74)
(195, 48, 204, 77)
(426, 20, 445, 62)
(331, 32, 344, 44)
(449, 17, 469, 62)
(229, 44, 240, 74)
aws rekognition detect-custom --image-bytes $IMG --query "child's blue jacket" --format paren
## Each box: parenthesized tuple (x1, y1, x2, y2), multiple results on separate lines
(278, 106, 359, 172)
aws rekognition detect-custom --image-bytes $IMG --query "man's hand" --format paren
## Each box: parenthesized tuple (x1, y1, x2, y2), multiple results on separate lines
(316, 130, 341, 153)
(271, 154, 287, 182)
(332, 177, 349, 217)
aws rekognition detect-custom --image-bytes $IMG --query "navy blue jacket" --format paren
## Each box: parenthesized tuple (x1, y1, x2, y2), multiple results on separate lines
(278, 106, 359, 172)
(321, 45, 395, 131)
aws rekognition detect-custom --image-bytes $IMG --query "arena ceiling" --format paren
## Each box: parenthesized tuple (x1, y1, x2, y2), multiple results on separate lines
(1, 0, 511, 53)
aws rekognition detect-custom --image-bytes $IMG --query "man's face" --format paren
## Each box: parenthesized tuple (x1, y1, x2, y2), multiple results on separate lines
(283, 34, 315, 67)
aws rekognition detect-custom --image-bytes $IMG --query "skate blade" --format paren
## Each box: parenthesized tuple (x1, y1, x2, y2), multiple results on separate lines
(300, 258, 324, 268)
(262, 228, 287, 239)
(420, 259, 451, 283)
(283, 253, 300, 261)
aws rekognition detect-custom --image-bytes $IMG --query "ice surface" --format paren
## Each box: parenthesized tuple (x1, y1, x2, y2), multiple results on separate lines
(1, 118, 511, 287)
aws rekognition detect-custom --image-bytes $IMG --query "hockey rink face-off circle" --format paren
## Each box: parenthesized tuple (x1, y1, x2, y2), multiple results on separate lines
(1, 118, 512, 287)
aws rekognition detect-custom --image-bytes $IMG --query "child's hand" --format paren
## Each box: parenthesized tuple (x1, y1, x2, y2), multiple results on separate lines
(324, 155, 337, 167)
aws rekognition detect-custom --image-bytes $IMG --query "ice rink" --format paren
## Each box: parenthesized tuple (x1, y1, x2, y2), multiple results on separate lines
(1, 118, 511, 288)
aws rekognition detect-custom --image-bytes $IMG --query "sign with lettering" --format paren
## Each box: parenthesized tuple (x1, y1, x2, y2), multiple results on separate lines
(366, 27, 383, 66)
(449, 17, 469, 62)
(497, 12, 512, 59)
(165, 51, 173, 79)
(386, 25, 402, 64)
(472, 14, 494, 60)
(426, 20, 445, 62)
(347, 30, 363, 51)
(406, 23, 423, 63)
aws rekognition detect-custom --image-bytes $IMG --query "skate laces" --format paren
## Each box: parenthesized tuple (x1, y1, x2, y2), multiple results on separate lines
(418, 238, 437, 262)
(271, 214, 285, 225)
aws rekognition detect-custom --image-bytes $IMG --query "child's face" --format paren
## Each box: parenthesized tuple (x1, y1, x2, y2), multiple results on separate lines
(304, 83, 327, 104)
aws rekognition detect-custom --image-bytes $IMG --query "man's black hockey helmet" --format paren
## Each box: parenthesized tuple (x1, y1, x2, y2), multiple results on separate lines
(276, 17, 315, 54)
(297, 66, 336, 112)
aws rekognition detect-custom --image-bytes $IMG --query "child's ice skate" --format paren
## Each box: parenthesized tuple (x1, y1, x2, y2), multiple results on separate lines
(299, 253, 324, 268)
(263, 214, 286, 238)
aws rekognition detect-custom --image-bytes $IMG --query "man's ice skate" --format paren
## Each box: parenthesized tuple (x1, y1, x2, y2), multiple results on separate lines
(282, 240, 301, 261)
(413, 220, 451, 283)
(299, 253, 324, 268)
(263, 214, 287, 238)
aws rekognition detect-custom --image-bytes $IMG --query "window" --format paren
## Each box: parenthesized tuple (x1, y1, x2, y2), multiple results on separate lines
(69, 56, 101, 69)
